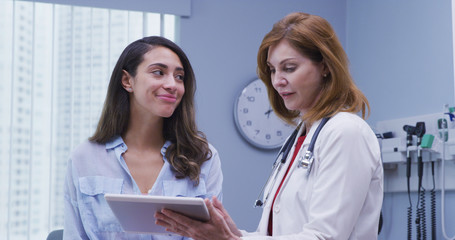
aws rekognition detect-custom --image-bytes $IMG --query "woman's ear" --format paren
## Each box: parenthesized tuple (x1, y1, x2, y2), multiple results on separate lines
(321, 61, 329, 78)
(121, 70, 133, 92)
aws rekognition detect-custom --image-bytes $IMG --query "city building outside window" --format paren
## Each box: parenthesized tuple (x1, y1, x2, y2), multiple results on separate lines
(0, 1, 178, 239)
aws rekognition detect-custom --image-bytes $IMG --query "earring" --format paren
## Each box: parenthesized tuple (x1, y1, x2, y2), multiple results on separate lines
(323, 73, 327, 78)
(127, 88, 132, 92)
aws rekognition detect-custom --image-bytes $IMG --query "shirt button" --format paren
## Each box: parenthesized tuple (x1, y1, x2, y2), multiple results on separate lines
(274, 205, 280, 213)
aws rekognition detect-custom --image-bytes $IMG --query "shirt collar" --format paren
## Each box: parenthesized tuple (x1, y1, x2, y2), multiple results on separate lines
(105, 136, 124, 150)
(160, 141, 174, 163)
(105, 135, 172, 157)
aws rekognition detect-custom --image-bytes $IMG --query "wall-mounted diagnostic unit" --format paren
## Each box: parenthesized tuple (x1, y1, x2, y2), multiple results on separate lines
(375, 105, 455, 240)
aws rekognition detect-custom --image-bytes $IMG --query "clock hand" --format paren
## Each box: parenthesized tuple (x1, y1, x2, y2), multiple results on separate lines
(265, 108, 273, 119)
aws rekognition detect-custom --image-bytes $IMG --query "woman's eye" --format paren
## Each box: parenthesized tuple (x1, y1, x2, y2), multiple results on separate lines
(269, 68, 276, 74)
(152, 70, 164, 76)
(284, 67, 295, 72)
(175, 74, 184, 80)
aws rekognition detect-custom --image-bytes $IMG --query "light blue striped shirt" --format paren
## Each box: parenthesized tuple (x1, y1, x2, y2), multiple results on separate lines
(64, 136, 223, 240)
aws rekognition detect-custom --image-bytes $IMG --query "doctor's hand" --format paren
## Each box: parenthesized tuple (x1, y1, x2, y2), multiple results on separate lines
(155, 196, 242, 240)
(211, 196, 242, 237)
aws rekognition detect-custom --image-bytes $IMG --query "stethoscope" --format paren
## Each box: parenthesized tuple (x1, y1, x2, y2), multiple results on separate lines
(254, 117, 330, 208)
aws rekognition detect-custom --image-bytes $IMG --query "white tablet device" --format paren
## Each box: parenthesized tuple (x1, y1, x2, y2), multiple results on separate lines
(104, 193, 210, 235)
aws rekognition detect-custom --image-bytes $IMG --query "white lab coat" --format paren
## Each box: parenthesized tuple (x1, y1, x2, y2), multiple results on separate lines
(241, 112, 384, 240)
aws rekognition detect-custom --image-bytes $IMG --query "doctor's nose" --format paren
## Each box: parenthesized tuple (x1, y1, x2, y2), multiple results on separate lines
(271, 72, 287, 88)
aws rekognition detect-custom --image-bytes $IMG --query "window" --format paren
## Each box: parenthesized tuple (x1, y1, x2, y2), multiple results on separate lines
(453, 0, 455, 101)
(0, 1, 178, 239)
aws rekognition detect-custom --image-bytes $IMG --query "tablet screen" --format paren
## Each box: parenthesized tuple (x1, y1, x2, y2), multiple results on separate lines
(105, 193, 210, 235)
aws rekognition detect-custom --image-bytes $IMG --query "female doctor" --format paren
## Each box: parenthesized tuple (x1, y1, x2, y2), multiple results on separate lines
(155, 12, 384, 240)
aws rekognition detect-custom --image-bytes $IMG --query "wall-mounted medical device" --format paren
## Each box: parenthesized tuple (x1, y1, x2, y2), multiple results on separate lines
(376, 106, 455, 240)
(375, 109, 455, 193)
(377, 113, 455, 165)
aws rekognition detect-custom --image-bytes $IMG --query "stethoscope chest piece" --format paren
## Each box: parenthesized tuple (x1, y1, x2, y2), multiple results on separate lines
(298, 150, 313, 169)
(297, 117, 330, 171)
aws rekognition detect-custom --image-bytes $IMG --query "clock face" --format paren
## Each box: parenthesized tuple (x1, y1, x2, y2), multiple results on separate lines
(234, 78, 295, 149)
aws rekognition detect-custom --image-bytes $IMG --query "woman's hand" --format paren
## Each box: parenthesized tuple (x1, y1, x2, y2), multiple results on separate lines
(155, 196, 241, 240)
(211, 196, 242, 237)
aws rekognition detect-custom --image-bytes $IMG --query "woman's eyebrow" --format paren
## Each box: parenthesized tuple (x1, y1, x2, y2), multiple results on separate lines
(267, 57, 297, 67)
(147, 63, 168, 69)
(147, 63, 184, 72)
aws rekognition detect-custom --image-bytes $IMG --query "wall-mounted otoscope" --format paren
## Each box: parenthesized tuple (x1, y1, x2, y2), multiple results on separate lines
(403, 124, 416, 240)
(414, 122, 426, 240)
(403, 125, 416, 181)
(415, 122, 426, 185)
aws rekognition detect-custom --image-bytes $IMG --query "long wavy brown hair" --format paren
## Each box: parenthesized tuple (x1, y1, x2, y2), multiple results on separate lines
(257, 12, 370, 126)
(90, 36, 211, 184)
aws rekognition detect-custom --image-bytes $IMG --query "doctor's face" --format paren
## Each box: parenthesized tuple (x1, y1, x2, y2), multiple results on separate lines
(125, 46, 185, 118)
(267, 39, 325, 114)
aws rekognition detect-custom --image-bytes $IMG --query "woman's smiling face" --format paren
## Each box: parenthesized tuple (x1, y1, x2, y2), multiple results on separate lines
(126, 46, 185, 119)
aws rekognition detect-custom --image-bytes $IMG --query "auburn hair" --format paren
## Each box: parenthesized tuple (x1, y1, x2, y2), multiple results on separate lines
(257, 12, 369, 126)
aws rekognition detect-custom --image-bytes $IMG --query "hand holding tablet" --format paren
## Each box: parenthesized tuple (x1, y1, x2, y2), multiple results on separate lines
(104, 193, 210, 235)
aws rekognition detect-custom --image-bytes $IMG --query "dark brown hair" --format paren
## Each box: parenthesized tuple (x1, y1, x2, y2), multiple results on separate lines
(257, 12, 369, 125)
(90, 36, 211, 184)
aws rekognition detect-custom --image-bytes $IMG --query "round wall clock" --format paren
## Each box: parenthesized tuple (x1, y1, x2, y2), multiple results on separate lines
(234, 78, 295, 149)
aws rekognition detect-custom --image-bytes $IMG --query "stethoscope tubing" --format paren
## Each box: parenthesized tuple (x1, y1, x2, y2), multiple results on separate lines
(254, 126, 300, 207)
(254, 117, 330, 208)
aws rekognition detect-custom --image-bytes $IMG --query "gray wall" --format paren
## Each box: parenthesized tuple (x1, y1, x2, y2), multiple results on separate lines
(346, 0, 455, 239)
(179, 0, 347, 231)
(347, 0, 454, 125)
